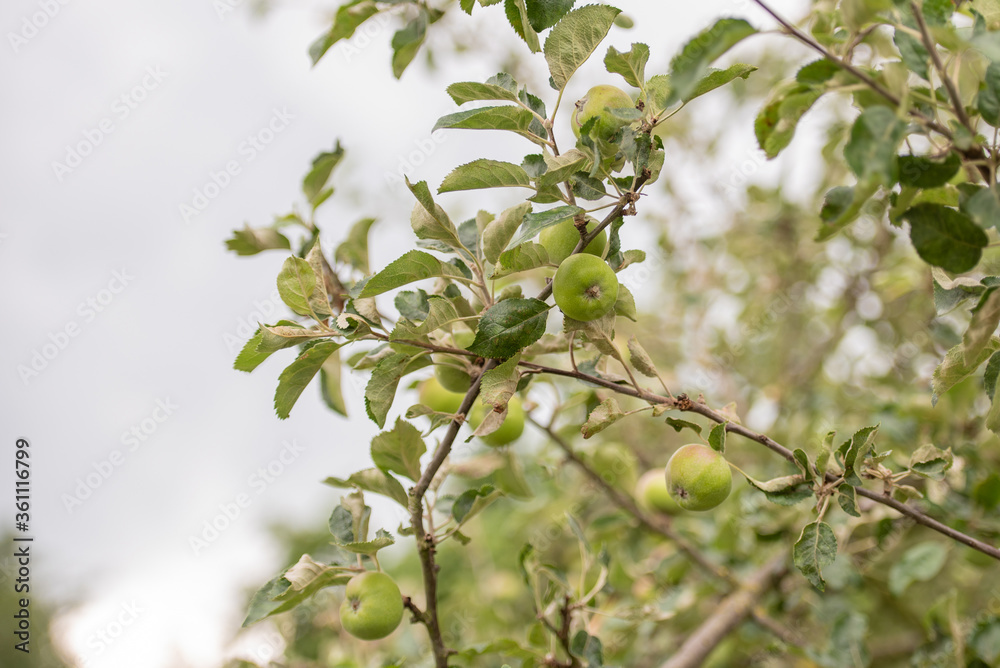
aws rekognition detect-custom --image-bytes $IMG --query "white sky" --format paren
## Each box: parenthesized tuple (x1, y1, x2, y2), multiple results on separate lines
(0, 0, 807, 665)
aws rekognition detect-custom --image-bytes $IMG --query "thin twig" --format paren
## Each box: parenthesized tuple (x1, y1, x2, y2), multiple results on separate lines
(910, 1, 974, 135)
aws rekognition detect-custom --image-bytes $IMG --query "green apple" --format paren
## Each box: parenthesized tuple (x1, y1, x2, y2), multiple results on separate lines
(471, 395, 525, 447)
(418, 377, 464, 414)
(340, 571, 404, 640)
(571, 85, 634, 142)
(588, 443, 638, 489)
(636, 469, 680, 514)
(539, 219, 607, 265)
(552, 254, 619, 322)
(665, 444, 732, 511)
(433, 329, 477, 393)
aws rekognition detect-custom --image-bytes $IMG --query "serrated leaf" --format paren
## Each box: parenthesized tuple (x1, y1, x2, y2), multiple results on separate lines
(391, 11, 427, 78)
(242, 554, 354, 627)
(684, 63, 756, 102)
(226, 225, 292, 256)
(964, 289, 1000, 364)
(440, 159, 532, 193)
(452, 485, 503, 524)
(626, 336, 658, 377)
(275, 341, 343, 419)
(303, 143, 345, 206)
(843, 424, 879, 486)
(365, 352, 429, 428)
(324, 468, 409, 506)
(339, 529, 395, 555)
(544, 4, 621, 91)
(391, 296, 462, 344)
(359, 250, 468, 298)
(484, 202, 533, 264)
(744, 473, 813, 505)
(604, 43, 648, 88)
(838, 484, 860, 517)
(371, 418, 427, 481)
(903, 203, 988, 273)
(582, 397, 624, 438)
(319, 348, 346, 417)
(933, 338, 1000, 400)
(277, 256, 331, 320)
(526, 0, 575, 31)
(491, 242, 552, 278)
(538, 149, 590, 187)
(507, 205, 584, 249)
(909, 444, 954, 479)
(479, 354, 521, 408)
(708, 422, 727, 453)
(793, 521, 837, 591)
(667, 18, 756, 106)
(433, 106, 542, 144)
(468, 298, 551, 358)
(844, 106, 907, 185)
(505, 0, 541, 52)
(894, 29, 930, 81)
(755, 83, 823, 159)
(407, 179, 464, 250)
(447, 79, 521, 105)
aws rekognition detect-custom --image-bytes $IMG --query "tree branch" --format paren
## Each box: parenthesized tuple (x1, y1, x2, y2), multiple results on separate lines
(659, 553, 788, 668)
(911, 0, 974, 135)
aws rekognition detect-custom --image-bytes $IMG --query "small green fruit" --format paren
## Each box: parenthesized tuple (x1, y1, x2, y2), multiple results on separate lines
(433, 330, 476, 393)
(571, 85, 635, 142)
(539, 219, 607, 264)
(588, 443, 639, 490)
(552, 254, 619, 322)
(340, 571, 404, 641)
(636, 469, 680, 514)
(665, 444, 732, 511)
(418, 377, 464, 414)
(471, 395, 525, 447)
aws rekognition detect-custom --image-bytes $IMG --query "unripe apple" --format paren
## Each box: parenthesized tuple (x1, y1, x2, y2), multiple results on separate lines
(552, 254, 619, 322)
(471, 395, 525, 447)
(588, 442, 639, 490)
(665, 444, 732, 511)
(418, 377, 464, 414)
(636, 469, 680, 514)
(340, 571, 404, 640)
(433, 329, 477, 393)
(539, 219, 607, 265)
(571, 85, 634, 142)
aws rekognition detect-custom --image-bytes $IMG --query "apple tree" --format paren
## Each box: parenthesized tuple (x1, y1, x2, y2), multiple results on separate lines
(225, 0, 1000, 665)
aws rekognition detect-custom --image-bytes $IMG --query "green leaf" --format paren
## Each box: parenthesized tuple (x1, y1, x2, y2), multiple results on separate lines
(234, 323, 306, 373)
(903, 203, 988, 273)
(275, 341, 343, 419)
(526, 0, 575, 31)
(452, 484, 503, 524)
(324, 468, 408, 506)
(468, 298, 551, 358)
(708, 422, 727, 453)
(963, 186, 1000, 231)
(277, 256, 332, 320)
(604, 43, 648, 88)
(439, 159, 531, 193)
(664, 417, 702, 435)
(319, 348, 346, 417)
(335, 217, 376, 274)
(755, 84, 823, 159)
(626, 336, 658, 378)
(684, 63, 757, 102)
(371, 418, 427, 481)
(365, 352, 429, 428)
(447, 76, 520, 105)
(613, 284, 637, 321)
(842, 424, 879, 486)
(933, 337, 1000, 400)
(407, 179, 464, 250)
(897, 153, 961, 188)
(844, 106, 907, 185)
(888, 542, 948, 595)
(359, 250, 468, 298)
(303, 143, 345, 206)
(970, 617, 1000, 664)
(543, 4, 621, 91)
(981, 62, 1000, 126)
(479, 354, 522, 409)
(395, 290, 430, 321)
(225, 225, 292, 256)
(795, 58, 839, 84)
(744, 474, 813, 505)
(308, 0, 380, 65)
(433, 106, 542, 144)
(666, 18, 757, 106)
(894, 30, 930, 81)
(491, 242, 551, 279)
(242, 554, 354, 627)
(339, 529, 395, 555)
(816, 181, 879, 241)
(391, 11, 427, 79)
(985, 351, 1000, 399)
(507, 205, 584, 249)
(932, 267, 987, 314)
(391, 296, 462, 343)
(793, 520, 837, 591)
(964, 288, 1000, 364)
(838, 484, 861, 517)
(582, 397, 624, 438)
(537, 149, 591, 187)
(908, 444, 954, 479)
(483, 202, 533, 265)
(505, 0, 541, 52)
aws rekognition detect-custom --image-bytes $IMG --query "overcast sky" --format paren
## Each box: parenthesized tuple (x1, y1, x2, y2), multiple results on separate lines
(0, 0, 807, 665)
